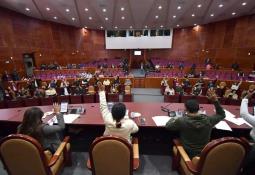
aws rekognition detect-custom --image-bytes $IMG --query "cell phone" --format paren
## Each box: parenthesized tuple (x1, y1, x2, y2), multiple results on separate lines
(60, 102, 68, 113)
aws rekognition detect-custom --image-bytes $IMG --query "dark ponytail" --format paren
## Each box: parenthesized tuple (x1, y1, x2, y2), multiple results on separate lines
(111, 103, 126, 129)
(116, 121, 121, 128)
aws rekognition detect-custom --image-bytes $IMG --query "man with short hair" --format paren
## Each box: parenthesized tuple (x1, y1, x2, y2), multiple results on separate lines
(165, 89, 225, 158)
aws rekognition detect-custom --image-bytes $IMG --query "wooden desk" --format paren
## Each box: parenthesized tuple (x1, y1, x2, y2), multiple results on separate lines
(1, 103, 251, 130)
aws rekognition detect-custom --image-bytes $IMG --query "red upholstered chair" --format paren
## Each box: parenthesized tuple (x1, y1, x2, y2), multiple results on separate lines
(180, 95, 196, 103)
(24, 98, 41, 107)
(164, 94, 180, 103)
(40, 97, 55, 106)
(6, 99, 24, 108)
(228, 99, 242, 106)
(123, 94, 133, 102)
(83, 94, 95, 103)
(95, 94, 100, 103)
(0, 101, 6, 109)
(172, 137, 249, 175)
(0, 134, 72, 175)
(87, 136, 139, 175)
(107, 93, 120, 102)
(70, 95, 82, 104)
(57, 95, 70, 103)
(195, 96, 209, 104)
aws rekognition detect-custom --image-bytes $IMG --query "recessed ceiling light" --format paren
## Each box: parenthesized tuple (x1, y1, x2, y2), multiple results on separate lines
(242, 2, 247, 6)
(89, 16, 92, 20)
(25, 8, 30, 11)
(173, 15, 176, 18)
(130, 26, 133, 29)
(121, 16, 125, 20)
(232, 12, 236, 15)
(85, 8, 89, 11)
(176, 24, 180, 27)
(100, 26, 103, 29)
(194, 23, 197, 26)
(105, 17, 108, 21)
(158, 5, 162, 10)
(160, 25, 164, 28)
(219, 4, 224, 8)
(121, 7, 125, 11)
(177, 6, 181, 10)
(102, 8, 106, 12)
(84, 26, 88, 29)
(197, 4, 202, 8)
(145, 25, 148, 28)
(248, 52, 251, 56)
(53, 16, 57, 20)
(155, 15, 159, 19)
(66, 9, 70, 12)
(46, 7, 50, 11)
(192, 14, 195, 17)
(114, 26, 118, 29)
(210, 14, 214, 17)
(72, 17, 75, 21)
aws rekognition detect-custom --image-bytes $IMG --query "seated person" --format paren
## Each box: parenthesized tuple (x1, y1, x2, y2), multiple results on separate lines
(182, 78, 191, 89)
(110, 85, 119, 94)
(231, 62, 240, 71)
(178, 61, 184, 70)
(165, 89, 225, 158)
(231, 80, 242, 91)
(45, 86, 57, 97)
(48, 80, 57, 89)
(98, 82, 138, 143)
(164, 85, 175, 95)
(223, 88, 232, 98)
(73, 85, 85, 95)
(17, 104, 65, 152)
(34, 87, 45, 98)
(103, 79, 111, 86)
(160, 77, 168, 87)
(124, 79, 132, 86)
(18, 86, 31, 98)
(231, 90, 238, 100)
(216, 81, 227, 97)
(112, 76, 121, 88)
(191, 83, 202, 96)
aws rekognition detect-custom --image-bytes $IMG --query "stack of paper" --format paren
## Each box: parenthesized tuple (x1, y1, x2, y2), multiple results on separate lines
(63, 114, 80, 123)
(49, 114, 80, 124)
(224, 109, 243, 126)
(215, 121, 232, 131)
(152, 116, 170, 126)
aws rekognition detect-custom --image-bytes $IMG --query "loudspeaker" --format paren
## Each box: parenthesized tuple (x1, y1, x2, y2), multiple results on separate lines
(23, 53, 35, 77)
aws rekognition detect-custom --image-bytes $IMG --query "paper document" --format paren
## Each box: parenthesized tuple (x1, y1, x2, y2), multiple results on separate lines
(236, 118, 252, 127)
(152, 116, 170, 126)
(224, 109, 243, 126)
(43, 111, 53, 119)
(63, 114, 80, 123)
(215, 121, 232, 131)
(50, 114, 80, 124)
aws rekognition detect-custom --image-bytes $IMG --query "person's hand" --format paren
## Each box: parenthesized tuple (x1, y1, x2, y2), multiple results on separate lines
(244, 91, 255, 99)
(207, 89, 218, 102)
(53, 103, 60, 114)
(97, 82, 105, 92)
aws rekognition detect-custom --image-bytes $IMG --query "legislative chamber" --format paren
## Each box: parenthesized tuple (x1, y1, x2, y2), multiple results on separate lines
(0, 0, 255, 175)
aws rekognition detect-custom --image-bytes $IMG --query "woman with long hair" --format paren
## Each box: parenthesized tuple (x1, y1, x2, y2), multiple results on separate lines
(17, 103, 65, 152)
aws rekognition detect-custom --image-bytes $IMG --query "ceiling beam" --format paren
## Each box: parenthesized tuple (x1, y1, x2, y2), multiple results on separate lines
(32, 0, 45, 20)
(74, 0, 82, 27)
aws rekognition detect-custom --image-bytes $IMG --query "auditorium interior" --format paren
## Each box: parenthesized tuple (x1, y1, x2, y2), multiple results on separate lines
(0, 0, 255, 175)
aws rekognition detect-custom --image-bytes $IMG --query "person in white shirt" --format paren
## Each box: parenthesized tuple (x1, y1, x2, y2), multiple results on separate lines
(161, 78, 168, 87)
(98, 82, 138, 143)
(103, 79, 111, 86)
(164, 85, 175, 95)
(240, 92, 255, 175)
(231, 80, 242, 91)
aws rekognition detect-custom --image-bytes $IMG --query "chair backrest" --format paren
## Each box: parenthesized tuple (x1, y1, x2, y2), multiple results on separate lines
(125, 86, 131, 94)
(0, 134, 51, 175)
(89, 136, 133, 175)
(88, 86, 95, 94)
(198, 137, 248, 175)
